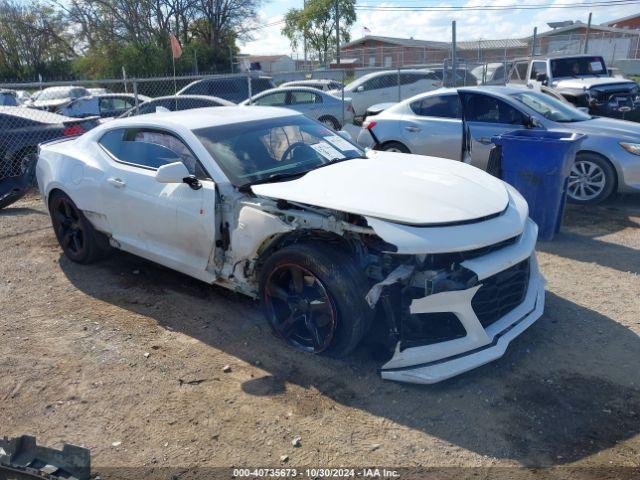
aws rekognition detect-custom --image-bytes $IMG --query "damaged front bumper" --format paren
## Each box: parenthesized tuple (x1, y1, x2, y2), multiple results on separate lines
(379, 219, 545, 384)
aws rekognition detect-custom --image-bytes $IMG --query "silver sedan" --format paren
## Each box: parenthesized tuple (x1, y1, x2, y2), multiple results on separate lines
(357, 86, 640, 204)
(241, 87, 353, 129)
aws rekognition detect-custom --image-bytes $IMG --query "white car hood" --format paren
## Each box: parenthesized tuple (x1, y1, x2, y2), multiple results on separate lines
(553, 77, 635, 89)
(251, 152, 509, 226)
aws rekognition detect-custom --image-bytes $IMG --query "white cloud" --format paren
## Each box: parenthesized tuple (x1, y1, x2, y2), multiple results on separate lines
(239, 12, 294, 56)
(240, 2, 637, 56)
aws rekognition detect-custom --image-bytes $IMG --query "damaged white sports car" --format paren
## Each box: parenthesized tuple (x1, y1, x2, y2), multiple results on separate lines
(37, 107, 545, 384)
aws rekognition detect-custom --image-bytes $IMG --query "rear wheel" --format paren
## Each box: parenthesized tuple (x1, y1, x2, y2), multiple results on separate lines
(49, 191, 112, 263)
(319, 115, 340, 130)
(567, 153, 616, 205)
(381, 141, 410, 153)
(259, 243, 372, 358)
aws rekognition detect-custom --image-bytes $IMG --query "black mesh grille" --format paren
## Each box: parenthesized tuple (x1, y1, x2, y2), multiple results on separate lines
(400, 312, 467, 350)
(472, 258, 530, 328)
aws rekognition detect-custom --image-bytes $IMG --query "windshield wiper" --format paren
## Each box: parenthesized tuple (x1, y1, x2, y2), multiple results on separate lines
(314, 155, 367, 170)
(241, 170, 309, 189)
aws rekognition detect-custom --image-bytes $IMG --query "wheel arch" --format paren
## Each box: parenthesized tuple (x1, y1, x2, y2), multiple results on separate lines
(254, 229, 355, 278)
(378, 140, 411, 153)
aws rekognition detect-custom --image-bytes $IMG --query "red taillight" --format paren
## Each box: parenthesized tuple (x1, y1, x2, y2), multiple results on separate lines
(62, 124, 85, 136)
(363, 120, 377, 130)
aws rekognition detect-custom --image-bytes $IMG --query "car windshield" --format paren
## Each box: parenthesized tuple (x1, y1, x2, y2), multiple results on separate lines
(193, 115, 365, 187)
(510, 90, 591, 123)
(550, 57, 607, 78)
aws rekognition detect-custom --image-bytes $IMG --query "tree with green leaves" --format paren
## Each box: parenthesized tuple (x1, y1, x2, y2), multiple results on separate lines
(282, 0, 355, 66)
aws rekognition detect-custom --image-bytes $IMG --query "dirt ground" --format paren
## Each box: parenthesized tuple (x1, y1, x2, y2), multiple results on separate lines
(1, 192, 639, 476)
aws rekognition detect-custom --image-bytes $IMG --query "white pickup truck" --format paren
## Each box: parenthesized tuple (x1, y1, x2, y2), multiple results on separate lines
(507, 54, 640, 121)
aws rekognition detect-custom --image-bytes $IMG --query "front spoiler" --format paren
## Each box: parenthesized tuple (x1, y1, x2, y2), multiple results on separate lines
(380, 219, 544, 384)
(380, 270, 545, 384)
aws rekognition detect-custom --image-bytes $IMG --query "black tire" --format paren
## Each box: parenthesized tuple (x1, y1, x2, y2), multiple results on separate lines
(567, 153, 616, 205)
(259, 243, 372, 358)
(380, 141, 410, 153)
(49, 191, 112, 264)
(319, 115, 341, 130)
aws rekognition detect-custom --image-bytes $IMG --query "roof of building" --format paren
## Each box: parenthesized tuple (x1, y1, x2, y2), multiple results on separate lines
(243, 55, 292, 62)
(341, 35, 449, 50)
(537, 20, 640, 36)
(602, 13, 640, 27)
(457, 38, 529, 50)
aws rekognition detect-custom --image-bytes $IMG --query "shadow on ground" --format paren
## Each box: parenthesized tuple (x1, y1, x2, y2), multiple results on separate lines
(60, 242, 640, 467)
(539, 194, 640, 274)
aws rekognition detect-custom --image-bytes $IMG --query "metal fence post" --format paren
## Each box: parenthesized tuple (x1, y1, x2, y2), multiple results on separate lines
(247, 74, 252, 104)
(341, 69, 345, 128)
(133, 79, 139, 110)
(397, 68, 401, 102)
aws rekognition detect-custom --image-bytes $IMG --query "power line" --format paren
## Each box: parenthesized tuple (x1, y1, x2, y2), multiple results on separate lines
(355, 0, 640, 11)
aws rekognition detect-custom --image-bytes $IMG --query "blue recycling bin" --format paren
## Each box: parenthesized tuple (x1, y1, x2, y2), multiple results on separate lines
(491, 130, 586, 241)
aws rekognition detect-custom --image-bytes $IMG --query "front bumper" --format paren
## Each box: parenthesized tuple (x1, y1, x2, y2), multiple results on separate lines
(380, 220, 545, 384)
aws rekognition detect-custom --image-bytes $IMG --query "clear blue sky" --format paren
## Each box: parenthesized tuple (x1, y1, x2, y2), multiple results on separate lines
(241, 0, 638, 55)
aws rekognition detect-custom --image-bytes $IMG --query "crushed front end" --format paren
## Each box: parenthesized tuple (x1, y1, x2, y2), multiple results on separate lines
(364, 186, 545, 384)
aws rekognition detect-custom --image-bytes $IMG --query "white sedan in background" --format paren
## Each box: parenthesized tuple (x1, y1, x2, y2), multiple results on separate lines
(329, 69, 441, 117)
(241, 86, 353, 129)
(37, 106, 544, 384)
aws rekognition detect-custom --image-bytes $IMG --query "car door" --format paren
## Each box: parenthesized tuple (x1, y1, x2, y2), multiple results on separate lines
(402, 93, 463, 159)
(97, 127, 216, 277)
(287, 90, 322, 119)
(459, 92, 532, 170)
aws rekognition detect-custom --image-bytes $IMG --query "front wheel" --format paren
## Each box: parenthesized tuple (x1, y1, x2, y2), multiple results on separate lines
(567, 154, 616, 205)
(259, 243, 372, 358)
(380, 141, 410, 153)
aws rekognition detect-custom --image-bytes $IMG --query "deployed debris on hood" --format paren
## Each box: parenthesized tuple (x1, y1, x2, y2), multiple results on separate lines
(0, 435, 90, 480)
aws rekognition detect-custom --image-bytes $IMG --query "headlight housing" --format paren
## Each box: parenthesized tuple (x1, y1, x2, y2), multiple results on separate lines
(620, 142, 640, 156)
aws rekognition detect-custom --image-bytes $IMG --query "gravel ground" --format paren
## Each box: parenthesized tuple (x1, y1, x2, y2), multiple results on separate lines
(1, 192, 639, 476)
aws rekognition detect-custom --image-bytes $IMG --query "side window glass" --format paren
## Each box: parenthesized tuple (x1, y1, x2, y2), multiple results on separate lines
(465, 95, 523, 124)
(99, 128, 207, 178)
(410, 95, 460, 118)
(530, 62, 547, 80)
(289, 91, 316, 104)
(255, 92, 286, 106)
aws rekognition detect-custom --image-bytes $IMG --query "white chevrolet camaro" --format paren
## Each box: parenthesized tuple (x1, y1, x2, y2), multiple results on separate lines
(37, 106, 545, 384)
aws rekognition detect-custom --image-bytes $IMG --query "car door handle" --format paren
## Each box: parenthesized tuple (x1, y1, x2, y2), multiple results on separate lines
(107, 177, 126, 188)
(476, 136, 493, 145)
(405, 126, 421, 133)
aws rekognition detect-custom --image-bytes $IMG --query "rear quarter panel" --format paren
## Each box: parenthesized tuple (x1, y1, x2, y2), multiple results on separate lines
(37, 137, 112, 232)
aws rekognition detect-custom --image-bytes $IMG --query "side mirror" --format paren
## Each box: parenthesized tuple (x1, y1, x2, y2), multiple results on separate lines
(155, 161, 190, 184)
(536, 73, 548, 86)
(356, 85, 364, 92)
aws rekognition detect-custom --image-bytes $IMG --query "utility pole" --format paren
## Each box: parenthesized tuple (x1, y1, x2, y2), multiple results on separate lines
(335, 0, 340, 67)
(228, 45, 233, 73)
(451, 20, 457, 88)
(303, 0, 307, 70)
(584, 12, 592, 54)
(531, 27, 538, 58)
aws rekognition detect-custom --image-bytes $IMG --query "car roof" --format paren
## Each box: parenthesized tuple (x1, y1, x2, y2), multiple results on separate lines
(0, 106, 72, 123)
(142, 94, 235, 105)
(105, 105, 303, 130)
(283, 79, 336, 84)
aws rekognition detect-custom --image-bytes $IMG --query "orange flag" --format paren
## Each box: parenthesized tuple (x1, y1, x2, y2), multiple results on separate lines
(169, 33, 182, 59)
